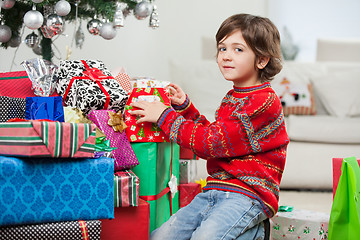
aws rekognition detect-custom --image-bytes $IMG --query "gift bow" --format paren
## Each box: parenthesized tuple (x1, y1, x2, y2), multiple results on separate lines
(108, 111, 127, 132)
(82, 67, 109, 82)
(95, 136, 117, 152)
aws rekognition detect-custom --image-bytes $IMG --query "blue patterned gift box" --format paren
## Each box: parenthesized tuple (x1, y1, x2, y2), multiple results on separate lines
(0, 156, 114, 226)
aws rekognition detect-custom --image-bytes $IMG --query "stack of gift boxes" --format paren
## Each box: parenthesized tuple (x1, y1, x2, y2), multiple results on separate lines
(0, 59, 203, 239)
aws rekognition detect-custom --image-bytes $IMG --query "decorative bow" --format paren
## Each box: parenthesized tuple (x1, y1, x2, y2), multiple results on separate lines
(82, 67, 109, 82)
(95, 136, 117, 152)
(108, 111, 127, 132)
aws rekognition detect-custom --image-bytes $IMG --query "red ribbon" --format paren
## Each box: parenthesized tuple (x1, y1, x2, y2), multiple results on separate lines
(78, 220, 89, 240)
(63, 60, 111, 110)
(139, 142, 175, 215)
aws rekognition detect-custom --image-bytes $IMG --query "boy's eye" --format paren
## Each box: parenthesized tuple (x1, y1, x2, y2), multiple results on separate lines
(219, 47, 226, 52)
(235, 48, 243, 52)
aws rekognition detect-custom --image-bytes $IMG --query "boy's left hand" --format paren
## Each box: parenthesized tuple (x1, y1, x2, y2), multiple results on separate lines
(129, 101, 169, 124)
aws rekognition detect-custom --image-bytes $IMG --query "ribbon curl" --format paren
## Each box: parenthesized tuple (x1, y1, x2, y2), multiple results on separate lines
(108, 111, 127, 132)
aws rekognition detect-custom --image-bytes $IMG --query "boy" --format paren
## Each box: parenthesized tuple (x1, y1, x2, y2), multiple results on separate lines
(130, 13, 289, 240)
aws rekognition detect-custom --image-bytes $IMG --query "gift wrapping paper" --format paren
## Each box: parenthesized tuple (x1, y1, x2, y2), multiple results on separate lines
(270, 209, 329, 240)
(25, 96, 65, 122)
(55, 59, 128, 115)
(0, 96, 26, 122)
(131, 142, 180, 233)
(179, 146, 199, 160)
(101, 199, 150, 240)
(0, 156, 114, 226)
(0, 220, 101, 240)
(179, 159, 198, 184)
(333, 157, 360, 198)
(0, 121, 96, 158)
(88, 110, 139, 170)
(179, 183, 202, 208)
(124, 88, 170, 142)
(114, 170, 139, 207)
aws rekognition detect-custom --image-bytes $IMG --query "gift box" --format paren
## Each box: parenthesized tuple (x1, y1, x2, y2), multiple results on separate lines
(179, 159, 198, 184)
(124, 87, 170, 142)
(270, 209, 329, 239)
(0, 71, 59, 99)
(56, 59, 128, 115)
(101, 199, 150, 240)
(25, 96, 65, 122)
(0, 156, 114, 226)
(131, 142, 180, 233)
(0, 121, 96, 158)
(0, 220, 101, 239)
(333, 157, 360, 198)
(180, 146, 199, 160)
(0, 96, 26, 122)
(179, 183, 202, 208)
(114, 170, 139, 207)
(88, 110, 139, 170)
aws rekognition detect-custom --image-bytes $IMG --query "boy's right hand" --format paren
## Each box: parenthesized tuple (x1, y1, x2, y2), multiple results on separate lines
(168, 83, 186, 106)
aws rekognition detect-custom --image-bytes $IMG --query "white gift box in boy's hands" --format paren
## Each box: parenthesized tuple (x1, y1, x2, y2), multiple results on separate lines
(270, 208, 329, 240)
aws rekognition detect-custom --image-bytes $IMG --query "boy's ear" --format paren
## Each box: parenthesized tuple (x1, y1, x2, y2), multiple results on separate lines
(256, 57, 270, 69)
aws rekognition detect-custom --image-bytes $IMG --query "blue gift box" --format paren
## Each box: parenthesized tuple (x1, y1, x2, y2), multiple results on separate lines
(0, 156, 114, 226)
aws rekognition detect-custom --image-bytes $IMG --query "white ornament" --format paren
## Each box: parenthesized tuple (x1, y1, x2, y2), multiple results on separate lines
(32, 0, 44, 3)
(134, 1, 153, 20)
(46, 14, 64, 32)
(113, 2, 125, 28)
(100, 22, 116, 40)
(25, 32, 40, 48)
(55, 0, 71, 17)
(24, 10, 44, 30)
(0, 25, 12, 43)
(1, 0, 15, 9)
(87, 19, 102, 35)
(149, 5, 159, 29)
(8, 35, 21, 47)
(75, 25, 85, 49)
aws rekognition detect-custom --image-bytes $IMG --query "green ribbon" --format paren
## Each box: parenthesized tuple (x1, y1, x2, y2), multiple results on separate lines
(278, 205, 294, 212)
(95, 136, 117, 152)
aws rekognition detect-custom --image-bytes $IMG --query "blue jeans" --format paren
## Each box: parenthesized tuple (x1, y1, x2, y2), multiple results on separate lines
(150, 190, 267, 240)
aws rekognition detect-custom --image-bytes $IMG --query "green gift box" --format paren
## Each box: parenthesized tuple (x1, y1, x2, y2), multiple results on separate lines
(131, 142, 180, 233)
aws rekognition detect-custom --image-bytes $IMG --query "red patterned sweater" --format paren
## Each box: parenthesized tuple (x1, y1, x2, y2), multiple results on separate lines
(157, 82, 289, 217)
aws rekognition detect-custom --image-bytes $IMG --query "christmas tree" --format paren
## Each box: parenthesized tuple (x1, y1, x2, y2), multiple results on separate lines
(0, 0, 159, 61)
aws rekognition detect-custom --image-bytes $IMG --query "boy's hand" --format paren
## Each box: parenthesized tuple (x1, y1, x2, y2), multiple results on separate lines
(129, 101, 169, 124)
(167, 83, 186, 106)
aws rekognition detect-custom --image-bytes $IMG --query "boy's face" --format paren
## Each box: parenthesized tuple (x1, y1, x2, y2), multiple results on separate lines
(217, 30, 260, 87)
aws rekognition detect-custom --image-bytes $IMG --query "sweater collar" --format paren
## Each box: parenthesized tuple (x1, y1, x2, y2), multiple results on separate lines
(233, 82, 271, 95)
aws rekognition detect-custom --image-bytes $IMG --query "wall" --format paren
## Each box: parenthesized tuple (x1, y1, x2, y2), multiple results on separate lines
(0, 0, 266, 81)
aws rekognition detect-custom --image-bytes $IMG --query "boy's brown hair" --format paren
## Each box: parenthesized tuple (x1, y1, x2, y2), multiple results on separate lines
(216, 14, 282, 82)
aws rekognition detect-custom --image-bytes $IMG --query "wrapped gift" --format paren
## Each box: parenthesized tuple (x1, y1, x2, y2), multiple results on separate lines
(0, 156, 114, 226)
(114, 170, 139, 207)
(131, 142, 180, 233)
(270, 209, 329, 240)
(180, 146, 199, 160)
(124, 87, 170, 142)
(101, 199, 150, 240)
(25, 96, 65, 122)
(179, 183, 202, 208)
(179, 159, 198, 184)
(333, 157, 360, 198)
(0, 96, 26, 122)
(88, 110, 139, 170)
(0, 220, 101, 239)
(56, 59, 128, 115)
(0, 121, 96, 158)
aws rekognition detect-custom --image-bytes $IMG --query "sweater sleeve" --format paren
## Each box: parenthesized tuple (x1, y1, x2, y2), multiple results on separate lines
(158, 91, 289, 160)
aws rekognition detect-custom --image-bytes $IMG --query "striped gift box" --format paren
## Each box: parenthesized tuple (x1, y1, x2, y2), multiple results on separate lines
(114, 170, 139, 207)
(0, 121, 96, 158)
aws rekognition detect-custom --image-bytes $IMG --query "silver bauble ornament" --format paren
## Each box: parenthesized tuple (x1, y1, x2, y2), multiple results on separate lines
(149, 5, 159, 29)
(0, 25, 12, 43)
(32, 0, 44, 3)
(100, 23, 116, 40)
(75, 25, 85, 48)
(134, 1, 153, 20)
(55, 0, 71, 17)
(8, 35, 21, 47)
(113, 3, 124, 28)
(1, 0, 15, 9)
(87, 19, 102, 35)
(25, 32, 40, 48)
(46, 14, 64, 32)
(24, 10, 44, 30)
(33, 44, 42, 55)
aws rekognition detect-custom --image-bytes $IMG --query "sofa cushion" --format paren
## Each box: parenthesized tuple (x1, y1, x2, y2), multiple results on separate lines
(286, 115, 360, 144)
(310, 70, 360, 117)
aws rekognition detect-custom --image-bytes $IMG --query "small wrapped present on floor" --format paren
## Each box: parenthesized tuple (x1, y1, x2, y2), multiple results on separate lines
(0, 220, 101, 240)
(114, 170, 139, 207)
(56, 59, 128, 115)
(0, 96, 26, 122)
(131, 142, 180, 233)
(88, 110, 139, 170)
(270, 208, 329, 240)
(101, 199, 150, 240)
(0, 121, 96, 158)
(0, 156, 114, 226)
(25, 96, 65, 122)
(179, 183, 202, 208)
(179, 159, 198, 184)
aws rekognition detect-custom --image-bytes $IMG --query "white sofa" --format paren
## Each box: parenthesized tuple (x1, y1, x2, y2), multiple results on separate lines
(169, 60, 360, 190)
